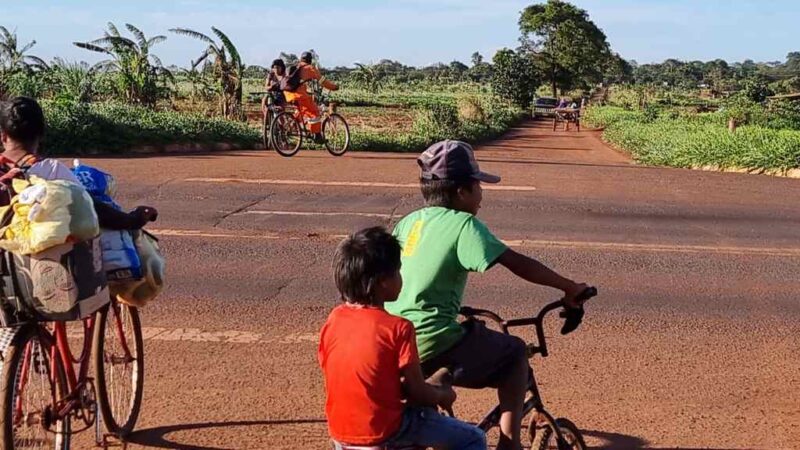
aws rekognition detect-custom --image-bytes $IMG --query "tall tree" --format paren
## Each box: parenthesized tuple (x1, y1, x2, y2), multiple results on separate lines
(519, 0, 610, 96)
(171, 27, 244, 120)
(491, 48, 540, 108)
(74, 23, 171, 106)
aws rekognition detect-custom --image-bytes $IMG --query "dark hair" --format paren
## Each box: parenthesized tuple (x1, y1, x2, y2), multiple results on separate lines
(420, 178, 477, 208)
(271, 59, 285, 69)
(333, 226, 401, 305)
(0, 97, 45, 147)
(300, 51, 313, 64)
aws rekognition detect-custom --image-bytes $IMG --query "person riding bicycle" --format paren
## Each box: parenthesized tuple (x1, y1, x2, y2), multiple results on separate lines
(385, 140, 590, 450)
(262, 58, 287, 116)
(320, 227, 486, 449)
(282, 51, 338, 143)
(0, 97, 157, 230)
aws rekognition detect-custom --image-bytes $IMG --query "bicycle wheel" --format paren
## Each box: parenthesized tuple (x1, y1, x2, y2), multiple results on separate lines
(270, 111, 303, 157)
(93, 303, 144, 437)
(322, 113, 350, 156)
(0, 326, 71, 450)
(530, 417, 587, 450)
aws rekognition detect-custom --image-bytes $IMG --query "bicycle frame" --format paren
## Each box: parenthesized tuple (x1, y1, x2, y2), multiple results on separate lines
(457, 293, 594, 444)
(15, 301, 133, 431)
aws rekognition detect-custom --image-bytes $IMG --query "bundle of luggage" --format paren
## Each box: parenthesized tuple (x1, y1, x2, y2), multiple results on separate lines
(0, 161, 165, 327)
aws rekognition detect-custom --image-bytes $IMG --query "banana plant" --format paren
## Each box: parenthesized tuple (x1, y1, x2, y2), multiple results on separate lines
(170, 27, 244, 120)
(74, 23, 173, 106)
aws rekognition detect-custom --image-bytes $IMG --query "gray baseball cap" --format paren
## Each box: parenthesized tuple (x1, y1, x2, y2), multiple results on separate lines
(418, 140, 501, 183)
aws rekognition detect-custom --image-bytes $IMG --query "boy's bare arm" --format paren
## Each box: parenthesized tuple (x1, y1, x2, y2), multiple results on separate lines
(496, 249, 587, 308)
(401, 361, 456, 409)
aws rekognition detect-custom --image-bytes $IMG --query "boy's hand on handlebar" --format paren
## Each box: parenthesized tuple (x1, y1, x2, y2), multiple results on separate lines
(562, 282, 590, 309)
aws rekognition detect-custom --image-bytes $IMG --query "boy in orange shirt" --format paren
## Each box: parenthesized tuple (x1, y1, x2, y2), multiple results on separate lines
(319, 227, 485, 449)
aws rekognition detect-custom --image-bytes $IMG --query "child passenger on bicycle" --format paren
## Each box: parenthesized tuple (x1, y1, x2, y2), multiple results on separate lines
(386, 140, 589, 450)
(319, 227, 486, 449)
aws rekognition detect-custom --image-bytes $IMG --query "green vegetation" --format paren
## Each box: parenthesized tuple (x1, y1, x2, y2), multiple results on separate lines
(170, 27, 244, 120)
(3, 0, 800, 166)
(584, 106, 800, 173)
(42, 101, 259, 154)
(519, 0, 612, 97)
(74, 23, 172, 107)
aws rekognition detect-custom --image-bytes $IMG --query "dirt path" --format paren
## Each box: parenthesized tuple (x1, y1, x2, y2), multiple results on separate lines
(67, 119, 799, 449)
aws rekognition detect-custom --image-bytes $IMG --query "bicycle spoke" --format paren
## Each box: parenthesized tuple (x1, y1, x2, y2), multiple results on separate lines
(12, 340, 55, 450)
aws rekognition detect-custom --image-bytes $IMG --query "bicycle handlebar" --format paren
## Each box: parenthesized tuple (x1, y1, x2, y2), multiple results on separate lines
(459, 286, 597, 358)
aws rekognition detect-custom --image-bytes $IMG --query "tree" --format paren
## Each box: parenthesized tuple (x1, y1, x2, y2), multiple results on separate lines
(603, 53, 633, 84)
(280, 52, 299, 66)
(0, 26, 48, 98)
(519, 0, 611, 97)
(449, 60, 469, 80)
(74, 23, 172, 106)
(171, 27, 244, 120)
(471, 52, 483, 67)
(243, 65, 267, 78)
(491, 48, 540, 108)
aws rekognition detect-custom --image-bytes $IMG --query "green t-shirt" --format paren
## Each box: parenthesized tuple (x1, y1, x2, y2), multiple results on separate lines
(386, 206, 508, 361)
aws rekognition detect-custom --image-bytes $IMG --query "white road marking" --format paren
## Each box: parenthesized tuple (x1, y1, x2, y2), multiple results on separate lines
(241, 210, 393, 219)
(141, 327, 319, 345)
(184, 177, 537, 191)
(149, 228, 800, 257)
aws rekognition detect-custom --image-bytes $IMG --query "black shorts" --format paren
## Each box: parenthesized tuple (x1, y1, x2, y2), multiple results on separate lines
(420, 319, 527, 389)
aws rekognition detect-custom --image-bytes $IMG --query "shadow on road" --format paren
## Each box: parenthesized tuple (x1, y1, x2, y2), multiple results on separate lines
(126, 418, 326, 450)
(582, 429, 761, 450)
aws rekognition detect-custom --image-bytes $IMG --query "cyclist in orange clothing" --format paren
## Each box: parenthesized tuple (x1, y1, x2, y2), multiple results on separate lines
(284, 51, 339, 142)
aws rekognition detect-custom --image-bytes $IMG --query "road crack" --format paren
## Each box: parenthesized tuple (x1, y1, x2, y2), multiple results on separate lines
(213, 194, 273, 228)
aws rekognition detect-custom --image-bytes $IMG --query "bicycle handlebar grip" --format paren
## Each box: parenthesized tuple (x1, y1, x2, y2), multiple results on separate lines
(560, 307, 585, 335)
(559, 286, 597, 335)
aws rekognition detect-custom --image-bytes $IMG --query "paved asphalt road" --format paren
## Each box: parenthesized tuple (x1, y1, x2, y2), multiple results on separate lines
(71, 120, 799, 449)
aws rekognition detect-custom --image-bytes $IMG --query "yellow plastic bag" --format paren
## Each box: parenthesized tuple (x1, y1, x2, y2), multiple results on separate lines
(0, 176, 99, 255)
(113, 231, 165, 307)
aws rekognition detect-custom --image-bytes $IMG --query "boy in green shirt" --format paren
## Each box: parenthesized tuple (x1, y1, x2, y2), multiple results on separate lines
(386, 140, 590, 450)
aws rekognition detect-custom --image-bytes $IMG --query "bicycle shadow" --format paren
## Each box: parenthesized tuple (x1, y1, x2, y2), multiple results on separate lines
(580, 429, 761, 450)
(125, 418, 326, 450)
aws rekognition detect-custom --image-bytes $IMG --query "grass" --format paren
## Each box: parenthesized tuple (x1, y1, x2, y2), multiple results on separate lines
(583, 106, 800, 172)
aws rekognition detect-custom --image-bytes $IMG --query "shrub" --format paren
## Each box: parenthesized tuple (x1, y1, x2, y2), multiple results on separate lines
(41, 101, 259, 154)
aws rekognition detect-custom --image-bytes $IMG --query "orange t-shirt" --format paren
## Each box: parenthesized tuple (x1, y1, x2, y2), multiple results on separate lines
(318, 304, 419, 445)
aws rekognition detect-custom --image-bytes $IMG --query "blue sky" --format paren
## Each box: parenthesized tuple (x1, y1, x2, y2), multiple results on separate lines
(2, 0, 798, 68)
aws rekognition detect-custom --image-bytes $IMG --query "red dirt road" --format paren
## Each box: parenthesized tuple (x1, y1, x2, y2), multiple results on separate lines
(73, 120, 799, 449)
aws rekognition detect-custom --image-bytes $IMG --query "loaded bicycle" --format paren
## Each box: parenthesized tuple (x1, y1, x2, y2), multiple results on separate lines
(0, 243, 145, 449)
(268, 85, 350, 157)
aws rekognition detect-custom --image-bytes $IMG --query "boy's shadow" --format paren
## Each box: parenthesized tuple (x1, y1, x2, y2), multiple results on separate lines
(581, 429, 761, 450)
(125, 419, 326, 450)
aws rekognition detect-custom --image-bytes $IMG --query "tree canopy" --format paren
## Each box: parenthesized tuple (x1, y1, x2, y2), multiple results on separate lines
(519, 0, 610, 96)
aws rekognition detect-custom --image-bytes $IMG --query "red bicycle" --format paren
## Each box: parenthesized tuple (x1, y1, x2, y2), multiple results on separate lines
(0, 298, 144, 449)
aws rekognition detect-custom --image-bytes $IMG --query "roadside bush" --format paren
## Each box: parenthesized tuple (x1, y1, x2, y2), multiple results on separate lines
(41, 101, 259, 154)
(412, 102, 460, 142)
(767, 99, 800, 131)
(458, 97, 486, 123)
